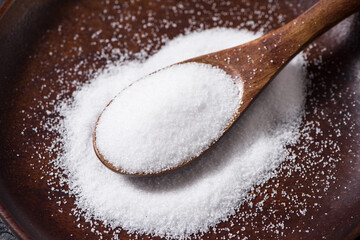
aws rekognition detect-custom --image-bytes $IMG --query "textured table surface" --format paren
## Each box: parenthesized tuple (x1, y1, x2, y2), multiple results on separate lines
(0, 219, 16, 240)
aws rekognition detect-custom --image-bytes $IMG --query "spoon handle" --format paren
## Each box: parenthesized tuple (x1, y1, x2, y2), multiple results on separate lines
(259, 0, 360, 70)
(232, 0, 360, 106)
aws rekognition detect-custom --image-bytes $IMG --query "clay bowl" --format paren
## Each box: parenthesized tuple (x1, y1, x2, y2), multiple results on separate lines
(0, 0, 359, 239)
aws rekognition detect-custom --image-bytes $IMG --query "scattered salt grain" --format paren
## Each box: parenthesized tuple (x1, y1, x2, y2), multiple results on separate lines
(55, 28, 307, 238)
(95, 63, 241, 174)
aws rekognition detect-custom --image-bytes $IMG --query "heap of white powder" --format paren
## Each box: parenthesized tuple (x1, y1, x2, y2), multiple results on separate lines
(55, 28, 307, 238)
(95, 63, 241, 174)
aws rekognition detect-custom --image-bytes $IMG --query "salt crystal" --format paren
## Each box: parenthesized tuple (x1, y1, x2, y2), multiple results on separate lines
(95, 63, 241, 174)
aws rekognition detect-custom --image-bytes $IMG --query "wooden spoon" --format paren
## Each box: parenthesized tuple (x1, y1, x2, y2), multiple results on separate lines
(94, 0, 360, 176)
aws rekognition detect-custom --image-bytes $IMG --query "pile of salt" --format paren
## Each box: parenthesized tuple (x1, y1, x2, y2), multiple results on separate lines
(55, 28, 307, 238)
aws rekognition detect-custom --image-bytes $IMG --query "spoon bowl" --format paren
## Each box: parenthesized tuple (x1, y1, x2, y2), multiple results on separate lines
(94, 0, 360, 176)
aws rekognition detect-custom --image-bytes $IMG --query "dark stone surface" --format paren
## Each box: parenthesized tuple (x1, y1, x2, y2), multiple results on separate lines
(0, 218, 16, 240)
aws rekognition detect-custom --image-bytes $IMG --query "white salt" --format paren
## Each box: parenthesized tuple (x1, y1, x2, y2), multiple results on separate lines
(95, 63, 241, 174)
(55, 28, 307, 239)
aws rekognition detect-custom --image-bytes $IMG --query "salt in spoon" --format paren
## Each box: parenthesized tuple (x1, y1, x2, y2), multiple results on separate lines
(94, 0, 360, 176)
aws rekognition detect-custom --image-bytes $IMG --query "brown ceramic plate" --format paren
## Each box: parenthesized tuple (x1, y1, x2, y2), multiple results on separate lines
(0, 0, 359, 239)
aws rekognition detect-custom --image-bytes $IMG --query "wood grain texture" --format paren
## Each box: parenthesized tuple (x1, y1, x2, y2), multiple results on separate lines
(0, 0, 359, 239)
